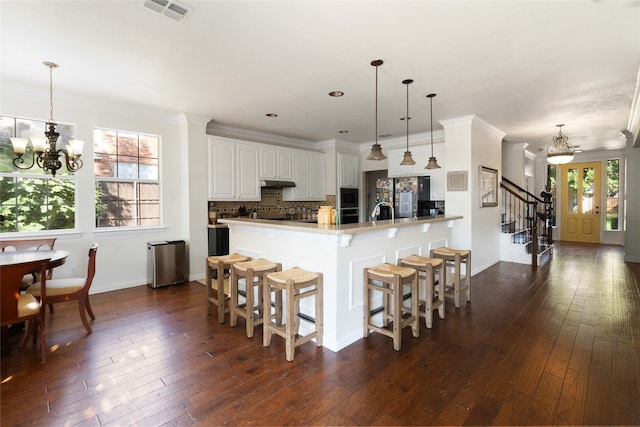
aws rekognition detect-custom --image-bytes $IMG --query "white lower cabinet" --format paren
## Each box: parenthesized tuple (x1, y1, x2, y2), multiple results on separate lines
(208, 136, 260, 201)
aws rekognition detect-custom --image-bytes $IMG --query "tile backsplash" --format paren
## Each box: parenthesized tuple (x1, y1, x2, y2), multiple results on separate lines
(208, 188, 335, 218)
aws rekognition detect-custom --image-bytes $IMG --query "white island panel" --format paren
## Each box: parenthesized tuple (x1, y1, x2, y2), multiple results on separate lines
(219, 216, 460, 352)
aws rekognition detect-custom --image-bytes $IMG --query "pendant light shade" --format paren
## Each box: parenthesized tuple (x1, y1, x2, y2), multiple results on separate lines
(424, 93, 441, 170)
(399, 79, 415, 165)
(367, 59, 387, 161)
(547, 124, 574, 164)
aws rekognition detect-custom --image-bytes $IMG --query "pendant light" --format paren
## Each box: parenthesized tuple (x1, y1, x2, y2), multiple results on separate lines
(366, 59, 387, 161)
(546, 124, 574, 164)
(424, 93, 441, 169)
(399, 79, 415, 165)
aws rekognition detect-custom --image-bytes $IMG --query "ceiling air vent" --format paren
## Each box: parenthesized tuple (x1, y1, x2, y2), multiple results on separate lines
(143, 0, 193, 23)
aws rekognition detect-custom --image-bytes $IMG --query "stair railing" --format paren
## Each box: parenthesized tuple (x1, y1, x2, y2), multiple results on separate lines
(501, 177, 553, 246)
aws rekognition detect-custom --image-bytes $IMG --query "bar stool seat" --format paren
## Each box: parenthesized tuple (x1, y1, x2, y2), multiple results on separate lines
(398, 255, 445, 328)
(363, 263, 419, 351)
(263, 267, 323, 362)
(205, 253, 251, 323)
(430, 247, 471, 308)
(230, 259, 281, 338)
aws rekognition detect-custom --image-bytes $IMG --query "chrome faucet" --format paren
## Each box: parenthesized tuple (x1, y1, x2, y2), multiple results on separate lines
(370, 201, 394, 222)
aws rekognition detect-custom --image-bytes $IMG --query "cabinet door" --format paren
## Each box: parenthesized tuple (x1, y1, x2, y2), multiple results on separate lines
(259, 145, 277, 179)
(309, 152, 326, 200)
(338, 153, 359, 188)
(236, 142, 260, 200)
(283, 151, 310, 201)
(208, 137, 236, 200)
(277, 149, 293, 180)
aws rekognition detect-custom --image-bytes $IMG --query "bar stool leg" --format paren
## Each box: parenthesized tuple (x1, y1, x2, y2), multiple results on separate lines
(315, 274, 323, 347)
(286, 280, 296, 362)
(230, 267, 239, 327)
(205, 258, 213, 316)
(245, 267, 255, 338)
(262, 276, 273, 347)
(363, 268, 370, 339)
(392, 275, 401, 351)
(437, 264, 445, 320)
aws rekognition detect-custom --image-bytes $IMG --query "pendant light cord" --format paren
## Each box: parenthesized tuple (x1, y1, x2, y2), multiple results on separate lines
(430, 96, 434, 157)
(49, 65, 54, 123)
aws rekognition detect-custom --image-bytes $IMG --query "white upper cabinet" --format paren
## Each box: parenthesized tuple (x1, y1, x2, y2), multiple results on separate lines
(208, 136, 260, 201)
(259, 145, 293, 181)
(338, 153, 359, 189)
(283, 150, 326, 201)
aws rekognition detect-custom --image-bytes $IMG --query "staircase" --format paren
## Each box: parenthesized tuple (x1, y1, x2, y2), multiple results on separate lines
(500, 177, 553, 267)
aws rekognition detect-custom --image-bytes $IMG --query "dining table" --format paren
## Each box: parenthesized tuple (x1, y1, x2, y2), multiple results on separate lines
(0, 249, 70, 269)
(1, 249, 70, 354)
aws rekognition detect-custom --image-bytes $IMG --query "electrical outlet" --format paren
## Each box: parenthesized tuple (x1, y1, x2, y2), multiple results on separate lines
(70, 266, 78, 277)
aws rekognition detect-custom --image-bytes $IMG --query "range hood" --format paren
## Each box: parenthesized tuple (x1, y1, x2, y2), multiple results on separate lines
(260, 180, 296, 188)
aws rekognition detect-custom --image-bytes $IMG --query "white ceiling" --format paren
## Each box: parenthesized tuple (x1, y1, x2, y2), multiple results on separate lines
(2, 1, 639, 155)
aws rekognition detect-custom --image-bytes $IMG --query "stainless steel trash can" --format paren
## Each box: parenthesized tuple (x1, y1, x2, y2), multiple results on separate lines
(147, 240, 186, 288)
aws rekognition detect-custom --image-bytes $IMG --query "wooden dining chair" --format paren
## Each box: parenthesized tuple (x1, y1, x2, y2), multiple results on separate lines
(0, 238, 58, 288)
(1, 258, 49, 363)
(27, 243, 98, 334)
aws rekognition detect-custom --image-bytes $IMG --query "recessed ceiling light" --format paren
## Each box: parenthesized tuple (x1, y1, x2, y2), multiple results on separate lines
(338, 130, 348, 134)
(265, 113, 278, 117)
(379, 133, 392, 138)
(329, 91, 344, 97)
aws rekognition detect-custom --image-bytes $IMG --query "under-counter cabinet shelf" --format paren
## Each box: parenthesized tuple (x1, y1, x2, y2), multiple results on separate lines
(208, 136, 260, 201)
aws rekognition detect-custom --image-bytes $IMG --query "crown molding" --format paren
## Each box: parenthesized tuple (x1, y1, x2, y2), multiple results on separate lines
(206, 121, 317, 149)
(627, 66, 640, 148)
(439, 114, 506, 140)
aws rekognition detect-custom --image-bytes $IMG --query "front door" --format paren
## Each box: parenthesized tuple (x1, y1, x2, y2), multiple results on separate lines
(560, 162, 601, 243)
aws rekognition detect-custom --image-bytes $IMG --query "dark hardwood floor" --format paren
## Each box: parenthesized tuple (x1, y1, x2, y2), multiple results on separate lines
(1, 242, 639, 426)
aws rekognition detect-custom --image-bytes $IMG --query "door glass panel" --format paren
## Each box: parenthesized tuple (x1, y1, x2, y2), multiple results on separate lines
(582, 167, 594, 214)
(567, 168, 578, 214)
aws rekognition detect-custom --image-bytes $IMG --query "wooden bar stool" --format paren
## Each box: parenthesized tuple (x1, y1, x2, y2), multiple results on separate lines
(205, 254, 251, 323)
(398, 255, 445, 328)
(230, 259, 281, 338)
(430, 247, 471, 308)
(363, 263, 419, 351)
(263, 267, 323, 362)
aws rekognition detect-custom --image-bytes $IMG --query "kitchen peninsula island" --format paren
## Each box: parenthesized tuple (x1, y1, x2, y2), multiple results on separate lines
(218, 215, 462, 352)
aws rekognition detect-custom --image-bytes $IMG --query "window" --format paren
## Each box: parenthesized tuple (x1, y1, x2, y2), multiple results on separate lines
(606, 159, 619, 231)
(94, 128, 160, 228)
(546, 164, 557, 227)
(0, 116, 77, 233)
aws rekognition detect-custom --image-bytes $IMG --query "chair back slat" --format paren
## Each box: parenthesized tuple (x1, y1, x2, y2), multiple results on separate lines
(1, 238, 57, 252)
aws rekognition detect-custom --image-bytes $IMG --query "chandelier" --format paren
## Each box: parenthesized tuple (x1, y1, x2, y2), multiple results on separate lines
(424, 93, 441, 169)
(546, 124, 574, 165)
(10, 62, 84, 177)
(366, 59, 387, 161)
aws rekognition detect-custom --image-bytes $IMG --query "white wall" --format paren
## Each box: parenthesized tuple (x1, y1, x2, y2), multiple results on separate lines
(441, 115, 505, 274)
(2, 81, 186, 293)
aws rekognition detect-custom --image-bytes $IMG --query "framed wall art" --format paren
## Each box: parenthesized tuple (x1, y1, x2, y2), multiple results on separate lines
(447, 170, 468, 191)
(479, 165, 498, 207)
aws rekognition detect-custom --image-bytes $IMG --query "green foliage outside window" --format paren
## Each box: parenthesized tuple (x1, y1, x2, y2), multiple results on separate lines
(0, 115, 77, 233)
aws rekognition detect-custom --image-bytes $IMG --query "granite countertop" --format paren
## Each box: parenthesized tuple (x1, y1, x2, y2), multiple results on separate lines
(217, 215, 462, 235)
